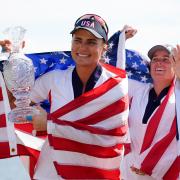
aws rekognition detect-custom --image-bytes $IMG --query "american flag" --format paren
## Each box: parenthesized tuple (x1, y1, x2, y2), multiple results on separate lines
(25, 31, 152, 112)
(2, 30, 178, 178)
(26, 31, 152, 83)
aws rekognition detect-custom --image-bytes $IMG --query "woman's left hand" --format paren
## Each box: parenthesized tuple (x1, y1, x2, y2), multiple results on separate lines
(171, 45, 180, 79)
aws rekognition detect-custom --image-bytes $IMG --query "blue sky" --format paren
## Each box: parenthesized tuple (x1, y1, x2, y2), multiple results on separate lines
(0, 0, 179, 56)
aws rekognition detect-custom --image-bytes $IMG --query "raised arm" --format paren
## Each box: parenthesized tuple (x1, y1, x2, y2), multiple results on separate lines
(123, 25, 137, 40)
(171, 45, 180, 79)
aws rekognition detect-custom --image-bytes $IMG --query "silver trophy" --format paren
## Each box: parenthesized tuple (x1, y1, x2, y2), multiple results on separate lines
(3, 26, 38, 123)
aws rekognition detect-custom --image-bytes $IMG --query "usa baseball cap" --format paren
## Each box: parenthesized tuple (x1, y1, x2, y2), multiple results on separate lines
(70, 14, 109, 42)
(148, 44, 172, 59)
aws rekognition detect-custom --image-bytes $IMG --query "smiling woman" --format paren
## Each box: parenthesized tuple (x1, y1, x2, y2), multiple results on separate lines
(119, 43, 180, 180)
(71, 29, 106, 84)
(30, 13, 129, 180)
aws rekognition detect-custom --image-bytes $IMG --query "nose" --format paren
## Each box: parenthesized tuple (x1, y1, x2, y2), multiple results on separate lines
(78, 42, 89, 52)
(156, 60, 163, 65)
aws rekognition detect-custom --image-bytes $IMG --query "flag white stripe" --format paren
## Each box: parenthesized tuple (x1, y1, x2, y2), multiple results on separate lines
(15, 130, 45, 151)
(0, 128, 8, 141)
(116, 30, 126, 70)
(53, 150, 121, 169)
(51, 122, 128, 146)
(152, 138, 178, 179)
(0, 102, 5, 114)
(93, 110, 128, 130)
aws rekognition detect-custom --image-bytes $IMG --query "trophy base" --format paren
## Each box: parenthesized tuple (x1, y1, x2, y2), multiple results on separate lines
(8, 106, 39, 124)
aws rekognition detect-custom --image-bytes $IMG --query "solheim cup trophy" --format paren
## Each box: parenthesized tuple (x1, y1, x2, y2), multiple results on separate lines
(3, 26, 38, 123)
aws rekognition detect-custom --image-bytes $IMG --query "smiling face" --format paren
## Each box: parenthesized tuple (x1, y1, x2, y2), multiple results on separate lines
(71, 29, 106, 70)
(150, 50, 175, 85)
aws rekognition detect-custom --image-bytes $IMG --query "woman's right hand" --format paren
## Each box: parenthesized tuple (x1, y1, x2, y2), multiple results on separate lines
(32, 105, 47, 132)
(0, 40, 25, 52)
(0, 40, 12, 52)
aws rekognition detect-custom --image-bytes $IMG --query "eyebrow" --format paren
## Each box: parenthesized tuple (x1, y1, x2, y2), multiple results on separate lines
(153, 55, 169, 57)
(73, 36, 98, 42)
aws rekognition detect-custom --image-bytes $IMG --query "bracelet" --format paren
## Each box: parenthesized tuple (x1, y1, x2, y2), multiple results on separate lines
(26, 115, 33, 121)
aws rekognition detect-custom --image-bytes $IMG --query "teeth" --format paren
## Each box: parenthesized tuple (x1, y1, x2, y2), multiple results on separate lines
(156, 68, 164, 71)
(78, 53, 88, 57)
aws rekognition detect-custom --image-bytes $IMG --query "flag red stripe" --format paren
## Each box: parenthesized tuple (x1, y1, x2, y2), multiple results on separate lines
(0, 87, 3, 101)
(140, 83, 174, 153)
(0, 143, 40, 159)
(163, 156, 180, 180)
(15, 123, 47, 138)
(0, 114, 6, 127)
(54, 162, 120, 179)
(124, 143, 131, 155)
(101, 62, 126, 77)
(17, 144, 41, 179)
(15, 123, 33, 134)
(48, 135, 123, 158)
(140, 117, 176, 175)
(75, 95, 128, 125)
(51, 118, 128, 136)
(49, 76, 123, 118)
(0, 142, 10, 158)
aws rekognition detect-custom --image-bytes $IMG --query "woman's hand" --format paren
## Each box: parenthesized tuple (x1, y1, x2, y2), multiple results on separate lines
(32, 106, 47, 132)
(0, 40, 12, 52)
(0, 40, 25, 52)
(171, 45, 180, 79)
(121, 25, 137, 40)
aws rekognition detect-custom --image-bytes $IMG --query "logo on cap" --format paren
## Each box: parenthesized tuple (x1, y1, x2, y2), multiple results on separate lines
(81, 20, 95, 28)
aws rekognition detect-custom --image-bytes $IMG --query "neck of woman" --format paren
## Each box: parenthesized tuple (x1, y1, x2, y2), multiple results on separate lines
(153, 80, 171, 96)
(76, 64, 98, 85)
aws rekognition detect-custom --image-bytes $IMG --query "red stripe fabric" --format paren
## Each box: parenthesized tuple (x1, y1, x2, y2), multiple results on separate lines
(0, 114, 6, 127)
(54, 162, 120, 180)
(49, 76, 123, 118)
(15, 123, 33, 134)
(140, 83, 174, 153)
(75, 95, 128, 125)
(15, 123, 47, 138)
(163, 156, 180, 180)
(0, 87, 3, 101)
(124, 143, 131, 155)
(51, 118, 128, 136)
(0, 142, 10, 158)
(140, 117, 176, 175)
(49, 135, 123, 158)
